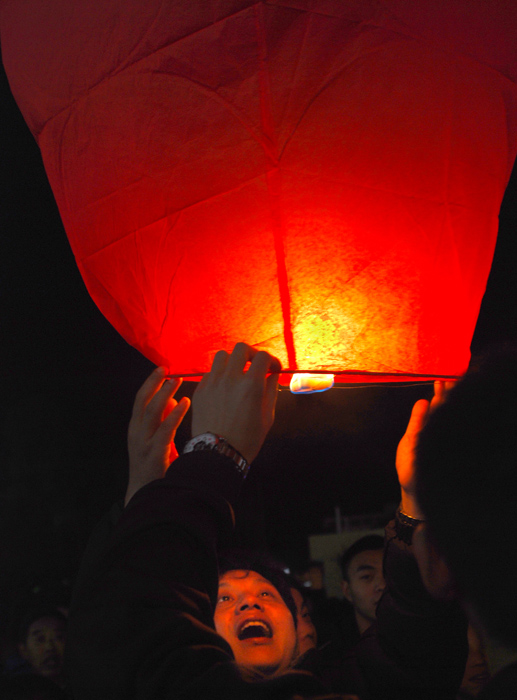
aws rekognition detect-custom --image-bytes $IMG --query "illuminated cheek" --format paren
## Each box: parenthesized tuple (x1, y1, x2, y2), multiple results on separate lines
(282, 620, 298, 658)
(213, 613, 230, 641)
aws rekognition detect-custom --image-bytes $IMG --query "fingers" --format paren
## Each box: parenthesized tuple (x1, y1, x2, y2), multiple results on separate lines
(138, 374, 185, 438)
(226, 342, 258, 376)
(247, 351, 281, 421)
(216, 343, 281, 378)
(155, 396, 190, 463)
(264, 371, 280, 424)
(190, 343, 280, 463)
(405, 398, 431, 436)
(197, 349, 229, 390)
(246, 349, 282, 380)
(430, 379, 455, 413)
(131, 366, 167, 421)
(200, 344, 281, 384)
(131, 367, 185, 438)
(211, 349, 230, 377)
(161, 396, 179, 423)
(430, 380, 446, 411)
(162, 396, 191, 434)
(404, 380, 454, 440)
(126, 370, 192, 506)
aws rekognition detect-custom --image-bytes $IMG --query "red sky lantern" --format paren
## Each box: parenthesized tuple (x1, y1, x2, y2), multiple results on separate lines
(1, 1, 517, 385)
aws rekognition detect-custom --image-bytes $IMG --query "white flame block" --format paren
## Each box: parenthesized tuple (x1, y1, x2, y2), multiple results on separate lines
(290, 374, 335, 394)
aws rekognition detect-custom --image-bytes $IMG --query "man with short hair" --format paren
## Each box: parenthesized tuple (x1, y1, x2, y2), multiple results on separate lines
(340, 535, 385, 637)
(17, 607, 67, 689)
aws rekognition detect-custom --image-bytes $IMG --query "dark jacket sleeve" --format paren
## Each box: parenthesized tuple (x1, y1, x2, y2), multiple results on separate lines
(65, 453, 335, 700)
(353, 519, 469, 700)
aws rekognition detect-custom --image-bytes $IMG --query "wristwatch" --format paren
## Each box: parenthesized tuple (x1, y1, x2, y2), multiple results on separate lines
(395, 507, 425, 545)
(182, 432, 250, 478)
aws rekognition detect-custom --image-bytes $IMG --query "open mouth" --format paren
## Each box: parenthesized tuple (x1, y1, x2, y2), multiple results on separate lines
(469, 671, 491, 684)
(237, 620, 273, 640)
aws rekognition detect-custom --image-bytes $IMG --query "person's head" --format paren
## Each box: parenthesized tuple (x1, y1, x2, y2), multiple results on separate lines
(17, 608, 67, 685)
(415, 348, 517, 647)
(215, 552, 298, 676)
(297, 561, 324, 591)
(289, 583, 318, 656)
(340, 534, 385, 634)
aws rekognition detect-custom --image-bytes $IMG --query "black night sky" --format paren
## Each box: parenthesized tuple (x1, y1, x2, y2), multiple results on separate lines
(1, 52, 517, 624)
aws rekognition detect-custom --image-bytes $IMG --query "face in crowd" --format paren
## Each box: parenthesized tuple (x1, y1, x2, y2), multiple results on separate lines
(459, 625, 491, 698)
(342, 548, 386, 634)
(214, 570, 298, 676)
(18, 615, 66, 683)
(290, 587, 317, 656)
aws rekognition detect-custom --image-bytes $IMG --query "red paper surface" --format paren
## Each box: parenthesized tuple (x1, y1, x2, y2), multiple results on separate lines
(2, 1, 517, 381)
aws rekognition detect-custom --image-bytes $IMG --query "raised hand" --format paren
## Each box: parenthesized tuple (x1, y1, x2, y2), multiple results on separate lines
(126, 368, 190, 505)
(396, 381, 453, 518)
(191, 343, 282, 464)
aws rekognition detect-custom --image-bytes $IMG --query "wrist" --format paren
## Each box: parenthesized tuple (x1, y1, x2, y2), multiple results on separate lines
(183, 432, 250, 478)
(395, 501, 425, 546)
(400, 489, 425, 520)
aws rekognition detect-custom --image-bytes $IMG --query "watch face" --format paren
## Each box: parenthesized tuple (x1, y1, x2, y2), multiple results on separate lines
(182, 433, 249, 478)
(184, 432, 218, 452)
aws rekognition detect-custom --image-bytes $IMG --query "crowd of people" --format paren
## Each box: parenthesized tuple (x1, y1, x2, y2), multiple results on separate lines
(2, 342, 515, 698)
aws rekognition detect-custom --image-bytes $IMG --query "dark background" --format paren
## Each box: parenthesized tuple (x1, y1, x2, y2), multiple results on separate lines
(1, 55, 516, 621)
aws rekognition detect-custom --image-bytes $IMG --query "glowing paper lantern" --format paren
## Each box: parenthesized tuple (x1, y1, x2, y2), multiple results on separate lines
(2, 1, 517, 383)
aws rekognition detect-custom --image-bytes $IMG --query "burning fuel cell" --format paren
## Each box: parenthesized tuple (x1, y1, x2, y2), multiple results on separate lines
(290, 374, 335, 394)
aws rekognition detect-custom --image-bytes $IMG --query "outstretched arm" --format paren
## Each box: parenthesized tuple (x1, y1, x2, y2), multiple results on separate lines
(354, 380, 467, 700)
(126, 343, 281, 505)
(68, 345, 311, 700)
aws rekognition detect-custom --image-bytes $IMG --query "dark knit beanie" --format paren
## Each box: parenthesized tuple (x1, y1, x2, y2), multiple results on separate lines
(218, 549, 298, 628)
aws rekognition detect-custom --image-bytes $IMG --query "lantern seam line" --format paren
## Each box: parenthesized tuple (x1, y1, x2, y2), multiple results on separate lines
(254, 3, 298, 369)
(75, 171, 293, 261)
(32, 2, 517, 140)
(73, 170, 492, 264)
(75, 167, 495, 226)
(94, 179, 495, 215)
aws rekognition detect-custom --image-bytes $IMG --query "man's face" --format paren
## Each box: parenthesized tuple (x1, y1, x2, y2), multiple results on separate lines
(214, 570, 297, 676)
(460, 625, 491, 697)
(291, 587, 317, 655)
(342, 549, 385, 632)
(19, 616, 66, 680)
